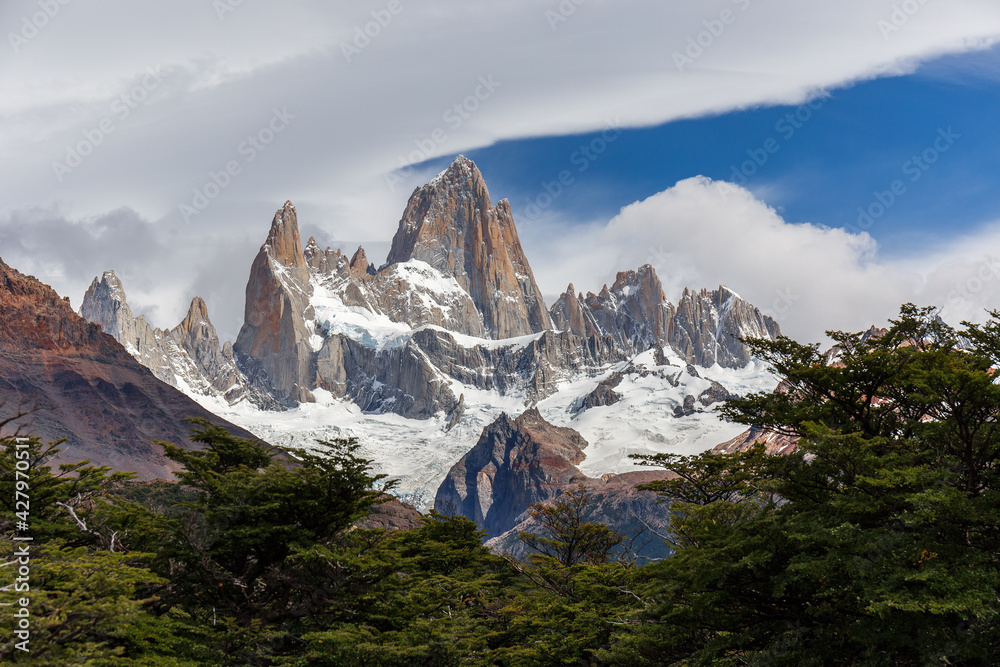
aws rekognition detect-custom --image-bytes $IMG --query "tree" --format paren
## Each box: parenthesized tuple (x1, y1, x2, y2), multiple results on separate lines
(611, 305, 1000, 665)
(518, 485, 625, 567)
(0, 434, 214, 666)
(112, 419, 394, 664)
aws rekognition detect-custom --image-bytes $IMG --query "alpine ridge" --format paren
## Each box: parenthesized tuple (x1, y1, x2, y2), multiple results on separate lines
(386, 156, 552, 338)
(0, 258, 261, 478)
(80, 271, 277, 409)
(79, 155, 782, 505)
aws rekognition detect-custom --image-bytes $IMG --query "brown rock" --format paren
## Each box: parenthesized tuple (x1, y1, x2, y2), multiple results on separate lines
(0, 258, 262, 479)
(549, 283, 601, 338)
(386, 156, 552, 338)
(712, 425, 799, 456)
(434, 408, 588, 538)
(349, 246, 372, 280)
(233, 201, 316, 401)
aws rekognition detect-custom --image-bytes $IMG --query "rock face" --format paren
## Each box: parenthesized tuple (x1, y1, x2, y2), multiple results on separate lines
(668, 286, 781, 368)
(386, 156, 552, 338)
(84, 156, 780, 424)
(0, 258, 261, 479)
(712, 426, 800, 456)
(549, 284, 601, 339)
(434, 408, 589, 538)
(435, 408, 675, 558)
(581, 266, 673, 352)
(551, 272, 780, 369)
(484, 470, 675, 562)
(80, 272, 276, 409)
(234, 201, 316, 403)
(575, 372, 623, 413)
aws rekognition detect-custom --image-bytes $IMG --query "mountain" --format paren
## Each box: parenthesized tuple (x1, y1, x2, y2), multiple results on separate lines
(484, 470, 675, 562)
(434, 407, 674, 558)
(386, 155, 552, 338)
(79, 155, 781, 507)
(434, 408, 589, 538)
(233, 201, 316, 404)
(0, 258, 261, 478)
(550, 268, 780, 368)
(80, 271, 277, 409)
(670, 286, 781, 368)
(223, 157, 778, 417)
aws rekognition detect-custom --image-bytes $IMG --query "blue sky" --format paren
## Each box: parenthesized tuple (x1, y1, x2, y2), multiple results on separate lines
(426, 45, 1000, 258)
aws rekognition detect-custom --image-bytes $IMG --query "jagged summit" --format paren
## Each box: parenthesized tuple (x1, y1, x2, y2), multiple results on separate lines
(349, 246, 372, 278)
(0, 257, 259, 478)
(265, 200, 306, 269)
(385, 155, 552, 338)
(81, 272, 276, 409)
(176, 296, 212, 335)
(549, 264, 780, 367)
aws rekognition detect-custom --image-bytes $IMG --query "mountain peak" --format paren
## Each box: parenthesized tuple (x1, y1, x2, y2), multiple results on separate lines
(420, 154, 488, 200)
(179, 296, 211, 331)
(385, 155, 552, 338)
(428, 154, 478, 185)
(349, 246, 371, 279)
(89, 270, 127, 304)
(265, 200, 305, 269)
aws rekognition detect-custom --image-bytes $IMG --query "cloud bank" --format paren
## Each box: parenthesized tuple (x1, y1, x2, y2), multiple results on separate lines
(1, 0, 999, 341)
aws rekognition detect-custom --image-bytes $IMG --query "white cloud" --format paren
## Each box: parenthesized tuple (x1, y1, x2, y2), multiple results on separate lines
(1, 0, 999, 340)
(539, 177, 1000, 344)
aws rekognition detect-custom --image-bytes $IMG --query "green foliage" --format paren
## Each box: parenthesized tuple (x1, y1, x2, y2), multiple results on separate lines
(0, 435, 211, 666)
(12, 302, 1000, 664)
(0, 435, 134, 546)
(518, 485, 626, 567)
(612, 304, 1000, 665)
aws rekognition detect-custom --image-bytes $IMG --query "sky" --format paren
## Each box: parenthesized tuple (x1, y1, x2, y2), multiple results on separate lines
(1, 0, 1000, 345)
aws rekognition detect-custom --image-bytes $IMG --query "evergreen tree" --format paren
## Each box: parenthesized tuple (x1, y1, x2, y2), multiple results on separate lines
(612, 305, 1000, 665)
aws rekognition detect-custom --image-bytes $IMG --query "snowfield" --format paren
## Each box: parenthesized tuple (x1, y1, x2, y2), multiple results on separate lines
(193, 346, 777, 512)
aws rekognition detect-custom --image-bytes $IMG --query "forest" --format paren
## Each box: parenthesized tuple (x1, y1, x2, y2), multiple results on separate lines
(2, 304, 1000, 666)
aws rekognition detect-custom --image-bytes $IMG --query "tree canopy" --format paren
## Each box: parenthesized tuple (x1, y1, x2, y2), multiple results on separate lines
(6, 303, 1000, 665)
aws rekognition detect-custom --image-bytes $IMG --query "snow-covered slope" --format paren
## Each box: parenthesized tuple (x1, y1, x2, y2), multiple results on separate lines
(192, 345, 776, 510)
(80, 156, 783, 512)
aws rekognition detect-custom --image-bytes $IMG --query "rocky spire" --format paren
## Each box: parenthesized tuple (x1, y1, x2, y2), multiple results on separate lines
(265, 200, 306, 270)
(234, 200, 315, 402)
(668, 285, 780, 368)
(385, 155, 553, 339)
(175, 296, 211, 335)
(549, 283, 600, 338)
(349, 245, 371, 280)
(570, 264, 674, 353)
